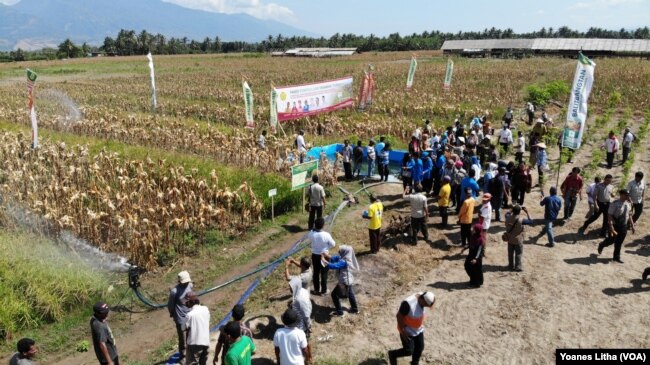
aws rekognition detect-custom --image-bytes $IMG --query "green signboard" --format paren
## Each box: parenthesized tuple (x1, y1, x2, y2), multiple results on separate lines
(291, 160, 319, 191)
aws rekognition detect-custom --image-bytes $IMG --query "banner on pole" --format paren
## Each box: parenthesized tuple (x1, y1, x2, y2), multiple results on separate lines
(243, 81, 255, 129)
(366, 68, 375, 106)
(443, 58, 454, 91)
(275, 76, 354, 122)
(26, 69, 38, 149)
(291, 160, 319, 191)
(406, 56, 417, 90)
(562, 53, 596, 150)
(146, 52, 157, 112)
(269, 88, 278, 133)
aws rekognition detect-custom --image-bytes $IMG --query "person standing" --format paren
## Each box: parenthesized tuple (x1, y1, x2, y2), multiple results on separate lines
(388, 292, 436, 365)
(626, 171, 645, 223)
(580, 174, 615, 237)
(598, 189, 635, 263)
(308, 218, 335, 296)
(437, 176, 452, 228)
(284, 257, 313, 289)
(365, 195, 384, 253)
(621, 127, 635, 164)
(9, 338, 37, 365)
(458, 187, 476, 247)
(535, 143, 548, 186)
(409, 153, 424, 189)
(353, 141, 364, 179)
(273, 309, 312, 365)
(403, 185, 429, 245)
(184, 293, 210, 365)
(258, 130, 267, 150)
(489, 167, 511, 222)
(366, 140, 376, 177)
(379, 143, 391, 182)
(514, 131, 525, 165)
(296, 130, 307, 164)
(90, 302, 118, 365)
(214, 305, 254, 365)
(510, 162, 532, 206)
(289, 277, 312, 336)
(401, 154, 413, 190)
(502, 106, 514, 128)
(421, 151, 434, 194)
(168, 271, 193, 360)
(375, 136, 386, 177)
(602, 131, 619, 169)
(464, 224, 485, 288)
(307, 175, 326, 231)
(540, 187, 562, 247)
(526, 102, 535, 125)
(322, 245, 360, 316)
(560, 167, 584, 220)
(223, 322, 255, 365)
(479, 193, 492, 240)
(504, 205, 532, 271)
(341, 140, 353, 180)
(498, 125, 513, 153)
(460, 169, 480, 204)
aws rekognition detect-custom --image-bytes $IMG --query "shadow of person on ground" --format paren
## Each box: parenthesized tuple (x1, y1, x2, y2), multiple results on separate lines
(282, 224, 304, 233)
(311, 299, 334, 324)
(564, 253, 611, 265)
(359, 358, 389, 365)
(483, 264, 509, 272)
(624, 235, 650, 248)
(625, 245, 650, 257)
(252, 358, 276, 365)
(602, 279, 650, 296)
(428, 280, 474, 291)
(246, 314, 280, 340)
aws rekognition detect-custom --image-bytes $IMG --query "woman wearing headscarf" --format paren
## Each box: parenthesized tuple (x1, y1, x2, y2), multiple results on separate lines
(321, 245, 359, 316)
(483, 163, 498, 194)
(464, 224, 485, 288)
(289, 277, 312, 335)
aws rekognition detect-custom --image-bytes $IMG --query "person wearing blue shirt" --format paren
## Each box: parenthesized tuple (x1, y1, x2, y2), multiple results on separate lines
(421, 151, 434, 194)
(408, 153, 424, 187)
(321, 245, 359, 316)
(460, 169, 480, 202)
(432, 152, 446, 195)
(379, 143, 391, 182)
(540, 187, 562, 247)
(375, 137, 386, 178)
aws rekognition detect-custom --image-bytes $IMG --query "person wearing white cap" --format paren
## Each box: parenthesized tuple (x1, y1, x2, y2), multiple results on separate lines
(168, 270, 194, 360)
(534, 142, 548, 186)
(388, 291, 435, 365)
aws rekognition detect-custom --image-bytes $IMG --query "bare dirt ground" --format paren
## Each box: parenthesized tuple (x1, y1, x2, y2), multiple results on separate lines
(33, 111, 649, 365)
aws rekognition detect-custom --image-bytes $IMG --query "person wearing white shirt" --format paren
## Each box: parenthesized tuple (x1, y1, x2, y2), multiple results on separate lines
(498, 126, 513, 153)
(585, 176, 601, 219)
(296, 130, 307, 163)
(601, 131, 619, 169)
(621, 127, 635, 164)
(626, 171, 645, 223)
(184, 293, 210, 365)
(308, 217, 335, 295)
(274, 309, 311, 365)
(258, 130, 267, 149)
(514, 131, 525, 164)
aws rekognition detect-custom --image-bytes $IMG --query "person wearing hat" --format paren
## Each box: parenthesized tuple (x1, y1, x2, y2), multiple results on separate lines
(626, 171, 645, 223)
(598, 189, 635, 263)
(168, 270, 194, 359)
(388, 291, 436, 365)
(621, 127, 635, 164)
(273, 309, 312, 365)
(540, 187, 563, 247)
(504, 205, 533, 271)
(9, 338, 37, 365)
(479, 193, 492, 239)
(296, 130, 306, 164)
(437, 175, 452, 228)
(184, 292, 210, 365)
(534, 142, 548, 186)
(458, 187, 477, 247)
(464, 223, 486, 288)
(90, 302, 118, 365)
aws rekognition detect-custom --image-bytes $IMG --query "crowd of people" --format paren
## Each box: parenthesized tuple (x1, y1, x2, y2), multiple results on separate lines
(10, 108, 648, 365)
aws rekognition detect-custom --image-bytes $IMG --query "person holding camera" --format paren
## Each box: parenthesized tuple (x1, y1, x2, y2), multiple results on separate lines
(503, 205, 532, 272)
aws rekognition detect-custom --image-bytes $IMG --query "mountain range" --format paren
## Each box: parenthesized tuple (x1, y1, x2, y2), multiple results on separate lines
(0, 0, 314, 51)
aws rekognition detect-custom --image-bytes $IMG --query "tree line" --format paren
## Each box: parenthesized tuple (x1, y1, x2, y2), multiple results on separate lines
(2, 25, 649, 62)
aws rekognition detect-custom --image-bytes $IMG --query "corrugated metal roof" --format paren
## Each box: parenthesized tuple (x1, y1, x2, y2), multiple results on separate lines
(441, 38, 650, 53)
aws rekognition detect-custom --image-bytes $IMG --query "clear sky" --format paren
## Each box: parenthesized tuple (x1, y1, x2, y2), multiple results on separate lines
(2, 0, 649, 36)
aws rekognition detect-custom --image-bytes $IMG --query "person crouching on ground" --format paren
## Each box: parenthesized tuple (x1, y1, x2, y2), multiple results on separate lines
(321, 245, 360, 316)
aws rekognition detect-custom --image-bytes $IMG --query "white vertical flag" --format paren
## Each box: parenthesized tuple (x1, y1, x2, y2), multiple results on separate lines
(26, 69, 38, 149)
(406, 56, 417, 90)
(146, 52, 157, 113)
(269, 88, 278, 133)
(243, 81, 254, 129)
(562, 53, 596, 150)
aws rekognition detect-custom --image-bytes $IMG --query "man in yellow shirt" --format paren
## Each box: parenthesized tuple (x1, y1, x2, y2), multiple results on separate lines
(458, 187, 476, 247)
(438, 176, 452, 228)
(365, 195, 384, 253)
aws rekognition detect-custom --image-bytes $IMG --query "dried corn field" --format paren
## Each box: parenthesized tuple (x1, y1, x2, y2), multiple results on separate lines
(1, 53, 649, 269)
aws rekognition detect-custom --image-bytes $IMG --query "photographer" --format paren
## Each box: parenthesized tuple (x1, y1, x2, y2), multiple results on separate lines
(503, 205, 532, 272)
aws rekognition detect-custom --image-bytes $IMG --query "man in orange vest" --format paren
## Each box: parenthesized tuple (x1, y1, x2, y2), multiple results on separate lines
(388, 291, 436, 365)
